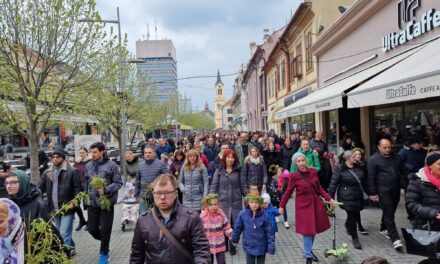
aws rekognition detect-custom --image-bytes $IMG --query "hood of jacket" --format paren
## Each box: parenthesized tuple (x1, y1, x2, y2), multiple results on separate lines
(416, 167, 430, 182)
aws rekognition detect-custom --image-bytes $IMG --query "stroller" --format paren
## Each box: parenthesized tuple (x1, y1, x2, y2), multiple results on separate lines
(118, 181, 139, 231)
(324, 201, 348, 261)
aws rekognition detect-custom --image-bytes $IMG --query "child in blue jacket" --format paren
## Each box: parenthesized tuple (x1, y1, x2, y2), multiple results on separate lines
(261, 193, 279, 234)
(231, 194, 275, 264)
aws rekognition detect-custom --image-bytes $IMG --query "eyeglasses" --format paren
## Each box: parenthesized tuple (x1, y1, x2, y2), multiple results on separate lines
(5, 180, 19, 186)
(152, 190, 176, 197)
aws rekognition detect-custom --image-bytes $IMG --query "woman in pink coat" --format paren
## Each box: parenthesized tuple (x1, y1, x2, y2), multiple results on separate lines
(279, 152, 337, 264)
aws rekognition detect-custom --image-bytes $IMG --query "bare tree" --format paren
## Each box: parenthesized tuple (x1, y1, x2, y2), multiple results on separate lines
(0, 0, 111, 184)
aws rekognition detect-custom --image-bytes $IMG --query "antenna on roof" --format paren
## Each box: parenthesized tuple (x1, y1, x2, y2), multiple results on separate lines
(154, 20, 158, 40)
(147, 23, 150, 40)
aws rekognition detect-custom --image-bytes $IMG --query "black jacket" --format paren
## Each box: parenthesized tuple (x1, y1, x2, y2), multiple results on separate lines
(406, 170, 440, 230)
(328, 163, 366, 212)
(280, 145, 295, 171)
(10, 185, 49, 225)
(240, 157, 268, 190)
(130, 202, 211, 264)
(263, 150, 281, 173)
(367, 153, 405, 195)
(40, 161, 82, 214)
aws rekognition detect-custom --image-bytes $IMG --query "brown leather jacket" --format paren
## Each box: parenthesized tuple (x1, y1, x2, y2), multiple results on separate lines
(130, 202, 211, 264)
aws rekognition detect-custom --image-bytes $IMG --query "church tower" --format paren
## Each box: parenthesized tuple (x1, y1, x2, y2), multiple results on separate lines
(214, 70, 227, 129)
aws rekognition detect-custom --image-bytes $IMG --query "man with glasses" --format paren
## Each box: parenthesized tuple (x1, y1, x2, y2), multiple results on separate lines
(40, 148, 82, 256)
(84, 142, 123, 264)
(135, 146, 168, 214)
(130, 174, 210, 264)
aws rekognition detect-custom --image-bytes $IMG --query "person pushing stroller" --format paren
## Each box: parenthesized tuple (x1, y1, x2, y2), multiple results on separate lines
(119, 181, 139, 231)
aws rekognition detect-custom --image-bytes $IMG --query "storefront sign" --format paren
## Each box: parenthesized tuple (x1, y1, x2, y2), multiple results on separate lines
(348, 74, 440, 107)
(382, 1, 440, 52)
(283, 88, 309, 107)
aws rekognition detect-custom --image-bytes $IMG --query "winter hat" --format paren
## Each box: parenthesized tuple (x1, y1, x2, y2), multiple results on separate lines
(261, 193, 271, 204)
(426, 152, 440, 166)
(292, 152, 306, 163)
(52, 148, 67, 159)
(125, 182, 135, 191)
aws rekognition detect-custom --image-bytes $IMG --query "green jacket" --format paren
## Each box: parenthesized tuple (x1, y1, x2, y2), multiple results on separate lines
(290, 147, 321, 172)
(234, 141, 256, 166)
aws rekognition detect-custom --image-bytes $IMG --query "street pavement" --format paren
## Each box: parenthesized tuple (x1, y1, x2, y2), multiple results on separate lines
(72, 192, 425, 264)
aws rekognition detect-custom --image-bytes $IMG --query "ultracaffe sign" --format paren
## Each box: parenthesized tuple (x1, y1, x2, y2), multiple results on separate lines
(382, 8, 440, 52)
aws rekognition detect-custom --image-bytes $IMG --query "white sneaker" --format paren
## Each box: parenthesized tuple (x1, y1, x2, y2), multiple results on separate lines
(275, 216, 280, 223)
(393, 240, 403, 251)
(284, 221, 290, 229)
(379, 230, 390, 239)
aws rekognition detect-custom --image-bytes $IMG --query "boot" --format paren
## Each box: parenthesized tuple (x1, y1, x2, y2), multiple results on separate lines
(352, 237, 362, 249)
(306, 258, 313, 264)
(229, 241, 236, 256)
(311, 252, 319, 262)
(75, 220, 87, 231)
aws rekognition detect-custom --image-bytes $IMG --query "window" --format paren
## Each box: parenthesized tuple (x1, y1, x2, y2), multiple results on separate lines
(289, 52, 296, 81)
(279, 60, 286, 90)
(275, 69, 279, 92)
(295, 43, 303, 78)
(267, 74, 275, 98)
(306, 32, 313, 71)
(288, 113, 315, 135)
(218, 88, 222, 95)
(227, 109, 233, 114)
(228, 117, 233, 122)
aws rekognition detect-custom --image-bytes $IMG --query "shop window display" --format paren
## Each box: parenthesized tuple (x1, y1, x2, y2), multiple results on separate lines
(288, 113, 315, 136)
(405, 102, 440, 146)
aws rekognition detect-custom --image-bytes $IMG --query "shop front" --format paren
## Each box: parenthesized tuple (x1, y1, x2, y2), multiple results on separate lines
(311, 0, 440, 155)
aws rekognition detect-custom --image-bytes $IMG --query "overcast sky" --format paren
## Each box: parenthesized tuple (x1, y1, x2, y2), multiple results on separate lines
(95, 0, 301, 111)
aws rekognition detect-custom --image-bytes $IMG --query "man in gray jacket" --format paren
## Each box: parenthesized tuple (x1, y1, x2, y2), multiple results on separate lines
(85, 142, 123, 264)
(135, 146, 169, 213)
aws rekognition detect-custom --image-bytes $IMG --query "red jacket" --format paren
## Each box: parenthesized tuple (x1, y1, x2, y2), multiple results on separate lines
(201, 154, 210, 169)
(280, 168, 331, 236)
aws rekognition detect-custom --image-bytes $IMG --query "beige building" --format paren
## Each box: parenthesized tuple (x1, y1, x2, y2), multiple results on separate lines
(268, 0, 355, 135)
(214, 70, 227, 129)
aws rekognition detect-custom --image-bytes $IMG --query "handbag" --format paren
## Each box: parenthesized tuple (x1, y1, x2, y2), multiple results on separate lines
(151, 209, 194, 263)
(347, 169, 370, 206)
(401, 221, 440, 259)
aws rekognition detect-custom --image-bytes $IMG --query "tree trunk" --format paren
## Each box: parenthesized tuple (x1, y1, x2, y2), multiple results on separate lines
(28, 121, 41, 185)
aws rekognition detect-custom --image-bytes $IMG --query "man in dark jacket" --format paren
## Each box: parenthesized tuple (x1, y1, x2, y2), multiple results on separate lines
(203, 137, 219, 163)
(135, 146, 169, 214)
(280, 138, 295, 170)
(156, 138, 171, 158)
(310, 131, 328, 153)
(130, 174, 210, 264)
(368, 139, 405, 251)
(40, 148, 82, 255)
(85, 142, 123, 264)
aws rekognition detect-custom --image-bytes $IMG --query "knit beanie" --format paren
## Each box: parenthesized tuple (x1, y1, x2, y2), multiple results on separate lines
(426, 152, 440, 166)
(292, 152, 306, 163)
(261, 193, 271, 204)
(52, 148, 67, 159)
(283, 169, 290, 178)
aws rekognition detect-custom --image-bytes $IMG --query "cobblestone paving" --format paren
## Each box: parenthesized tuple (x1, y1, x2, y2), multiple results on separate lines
(73, 192, 425, 263)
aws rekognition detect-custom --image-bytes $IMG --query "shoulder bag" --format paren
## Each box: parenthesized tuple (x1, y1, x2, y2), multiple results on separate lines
(401, 221, 440, 259)
(347, 169, 370, 206)
(151, 209, 194, 263)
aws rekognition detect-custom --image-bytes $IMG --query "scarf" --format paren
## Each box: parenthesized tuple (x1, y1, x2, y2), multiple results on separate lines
(425, 166, 440, 191)
(0, 198, 25, 264)
(250, 157, 261, 165)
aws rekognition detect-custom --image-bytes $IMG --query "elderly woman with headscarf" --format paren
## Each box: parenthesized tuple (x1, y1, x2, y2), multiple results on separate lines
(0, 198, 26, 264)
(279, 152, 337, 264)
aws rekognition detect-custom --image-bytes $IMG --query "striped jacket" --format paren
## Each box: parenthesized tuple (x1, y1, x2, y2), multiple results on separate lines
(200, 208, 233, 254)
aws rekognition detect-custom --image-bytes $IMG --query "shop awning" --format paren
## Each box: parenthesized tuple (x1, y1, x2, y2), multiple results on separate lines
(269, 105, 285, 123)
(348, 38, 440, 108)
(275, 47, 422, 119)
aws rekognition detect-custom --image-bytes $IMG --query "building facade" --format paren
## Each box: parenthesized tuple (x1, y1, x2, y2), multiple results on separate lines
(270, 0, 355, 136)
(214, 70, 227, 129)
(282, 0, 440, 155)
(231, 66, 247, 131)
(221, 99, 234, 130)
(136, 39, 178, 102)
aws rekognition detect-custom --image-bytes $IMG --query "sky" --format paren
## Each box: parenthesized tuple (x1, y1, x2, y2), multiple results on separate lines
(95, 0, 301, 111)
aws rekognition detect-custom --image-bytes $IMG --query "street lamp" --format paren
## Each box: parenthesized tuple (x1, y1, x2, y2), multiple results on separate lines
(78, 7, 135, 182)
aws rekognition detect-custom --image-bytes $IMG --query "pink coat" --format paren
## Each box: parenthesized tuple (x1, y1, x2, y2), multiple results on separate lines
(280, 168, 331, 236)
(200, 208, 233, 254)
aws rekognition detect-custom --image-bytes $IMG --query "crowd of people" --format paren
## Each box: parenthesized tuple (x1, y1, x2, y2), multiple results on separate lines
(1, 129, 440, 264)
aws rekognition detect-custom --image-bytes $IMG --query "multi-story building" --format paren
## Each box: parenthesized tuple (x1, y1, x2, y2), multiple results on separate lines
(214, 70, 227, 129)
(221, 100, 234, 130)
(231, 66, 247, 131)
(136, 39, 178, 102)
(242, 28, 284, 132)
(267, 0, 355, 135)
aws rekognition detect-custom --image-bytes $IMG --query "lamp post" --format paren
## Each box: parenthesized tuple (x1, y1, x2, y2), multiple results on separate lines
(78, 7, 141, 182)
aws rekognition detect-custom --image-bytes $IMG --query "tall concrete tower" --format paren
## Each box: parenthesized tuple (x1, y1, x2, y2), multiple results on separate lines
(214, 70, 227, 129)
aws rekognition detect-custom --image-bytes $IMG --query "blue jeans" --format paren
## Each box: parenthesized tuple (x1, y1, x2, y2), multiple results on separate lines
(303, 235, 315, 258)
(54, 214, 75, 250)
(139, 198, 148, 214)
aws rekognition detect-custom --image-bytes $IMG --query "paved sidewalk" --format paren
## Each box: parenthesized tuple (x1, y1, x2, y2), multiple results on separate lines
(72, 192, 425, 263)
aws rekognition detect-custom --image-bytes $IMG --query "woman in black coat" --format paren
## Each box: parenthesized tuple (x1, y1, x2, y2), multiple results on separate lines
(240, 147, 268, 193)
(328, 150, 367, 250)
(313, 148, 332, 191)
(280, 138, 296, 171)
(263, 142, 281, 174)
